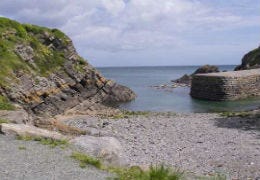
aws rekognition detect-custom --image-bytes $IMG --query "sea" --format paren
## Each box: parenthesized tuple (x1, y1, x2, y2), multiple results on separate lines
(97, 65, 260, 113)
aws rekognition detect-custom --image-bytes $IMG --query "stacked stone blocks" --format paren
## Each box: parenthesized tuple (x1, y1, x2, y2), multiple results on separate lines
(190, 69, 260, 101)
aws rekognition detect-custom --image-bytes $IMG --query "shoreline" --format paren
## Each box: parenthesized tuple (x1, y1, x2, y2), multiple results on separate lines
(62, 112, 260, 179)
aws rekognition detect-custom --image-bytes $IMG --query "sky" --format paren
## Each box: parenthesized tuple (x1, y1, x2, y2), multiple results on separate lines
(0, 0, 260, 67)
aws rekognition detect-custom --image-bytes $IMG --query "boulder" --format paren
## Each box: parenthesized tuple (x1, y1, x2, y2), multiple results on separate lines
(193, 65, 220, 74)
(104, 84, 136, 105)
(0, 109, 32, 124)
(171, 74, 192, 85)
(0, 123, 68, 140)
(172, 65, 219, 86)
(70, 135, 126, 167)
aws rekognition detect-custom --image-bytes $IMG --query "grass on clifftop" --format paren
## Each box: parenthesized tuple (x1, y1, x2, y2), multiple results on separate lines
(245, 48, 260, 67)
(0, 17, 81, 86)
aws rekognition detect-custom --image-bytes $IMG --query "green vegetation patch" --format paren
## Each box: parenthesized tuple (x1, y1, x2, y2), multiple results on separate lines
(102, 110, 150, 119)
(220, 111, 251, 118)
(18, 146, 26, 150)
(71, 151, 183, 180)
(17, 135, 68, 148)
(195, 174, 227, 180)
(245, 48, 260, 67)
(0, 118, 9, 124)
(0, 96, 15, 110)
(0, 17, 74, 85)
(71, 152, 102, 169)
(109, 165, 183, 180)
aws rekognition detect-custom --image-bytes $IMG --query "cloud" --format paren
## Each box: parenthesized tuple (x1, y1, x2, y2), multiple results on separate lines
(0, 0, 259, 66)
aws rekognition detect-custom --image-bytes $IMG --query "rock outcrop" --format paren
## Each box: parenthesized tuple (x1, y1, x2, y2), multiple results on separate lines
(0, 17, 135, 118)
(0, 123, 68, 140)
(193, 65, 220, 74)
(172, 65, 219, 85)
(235, 46, 260, 70)
(70, 135, 126, 166)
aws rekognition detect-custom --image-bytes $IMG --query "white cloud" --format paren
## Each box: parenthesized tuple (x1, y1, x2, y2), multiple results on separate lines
(0, 0, 259, 65)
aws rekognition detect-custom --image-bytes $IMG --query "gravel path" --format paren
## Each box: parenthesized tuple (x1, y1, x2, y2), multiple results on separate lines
(0, 135, 110, 180)
(64, 113, 260, 179)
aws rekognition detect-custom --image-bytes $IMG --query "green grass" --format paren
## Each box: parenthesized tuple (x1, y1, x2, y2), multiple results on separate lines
(71, 152, 102, 169)
(103, 111, 150, 119)
(195, 174, 227, 180)
(0, 17, 77, 85)
(109, 165, 183, 180)
(16, 135, 68, 148)
(244, 48, 260, 67)
(18, 146, 26, 150)
(0, 96, 15, 110)
(36, 137, 68, 148)
(220, 111, 251, 118)
(0, 118, 9, 124)
(71, 151, 228, 180)
(71, 151, 183, 180)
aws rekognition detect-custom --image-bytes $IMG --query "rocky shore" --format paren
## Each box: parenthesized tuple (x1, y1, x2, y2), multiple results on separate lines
(63, 112, 260, 179)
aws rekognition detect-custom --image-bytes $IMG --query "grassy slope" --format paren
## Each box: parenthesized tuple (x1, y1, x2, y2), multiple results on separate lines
(0, 17, 73, 87)
(243, 48, 260, 67)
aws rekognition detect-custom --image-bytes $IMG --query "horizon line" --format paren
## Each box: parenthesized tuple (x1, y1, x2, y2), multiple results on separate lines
(96, 64, 236, 68)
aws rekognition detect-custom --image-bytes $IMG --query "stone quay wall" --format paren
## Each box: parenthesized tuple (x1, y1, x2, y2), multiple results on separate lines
(190, 69, 260, 101)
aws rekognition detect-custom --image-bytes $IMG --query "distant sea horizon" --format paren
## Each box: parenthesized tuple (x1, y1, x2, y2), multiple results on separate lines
(96, 64, 237, 68)
(97, 65, 260, 113)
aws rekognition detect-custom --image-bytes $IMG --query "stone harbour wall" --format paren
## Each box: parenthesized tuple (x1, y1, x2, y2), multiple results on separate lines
(190, 69, 260, 101)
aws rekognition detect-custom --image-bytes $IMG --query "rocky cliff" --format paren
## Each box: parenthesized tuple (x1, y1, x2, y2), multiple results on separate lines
(0, 17, 135, 118)
(235, 46, 260, 70)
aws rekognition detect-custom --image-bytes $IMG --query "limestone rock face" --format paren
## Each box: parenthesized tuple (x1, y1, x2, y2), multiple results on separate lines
(235, 47, 260, 70)
(70, 135, 127, 166)
(0, 17, 136, 117)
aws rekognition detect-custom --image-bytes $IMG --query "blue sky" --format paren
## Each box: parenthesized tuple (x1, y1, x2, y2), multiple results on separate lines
(0, 0, 260, 67)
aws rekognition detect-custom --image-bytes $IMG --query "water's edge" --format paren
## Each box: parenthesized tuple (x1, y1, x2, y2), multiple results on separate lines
(98, 66, 260, 113)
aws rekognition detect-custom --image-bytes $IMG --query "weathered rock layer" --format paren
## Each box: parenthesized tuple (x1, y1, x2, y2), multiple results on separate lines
(191, 69, 260, 101)
(0, 17, 135, 118)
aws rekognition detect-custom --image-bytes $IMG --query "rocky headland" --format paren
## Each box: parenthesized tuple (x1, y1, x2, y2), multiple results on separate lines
(0, 17, 135, 120)
(235, 46, 260, 70)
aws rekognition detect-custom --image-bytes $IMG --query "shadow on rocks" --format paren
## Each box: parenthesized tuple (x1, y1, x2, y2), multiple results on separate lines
(214, 117, 260, 139)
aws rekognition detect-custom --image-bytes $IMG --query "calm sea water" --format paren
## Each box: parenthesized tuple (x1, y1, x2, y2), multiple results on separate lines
(97, 66, 260, 113)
